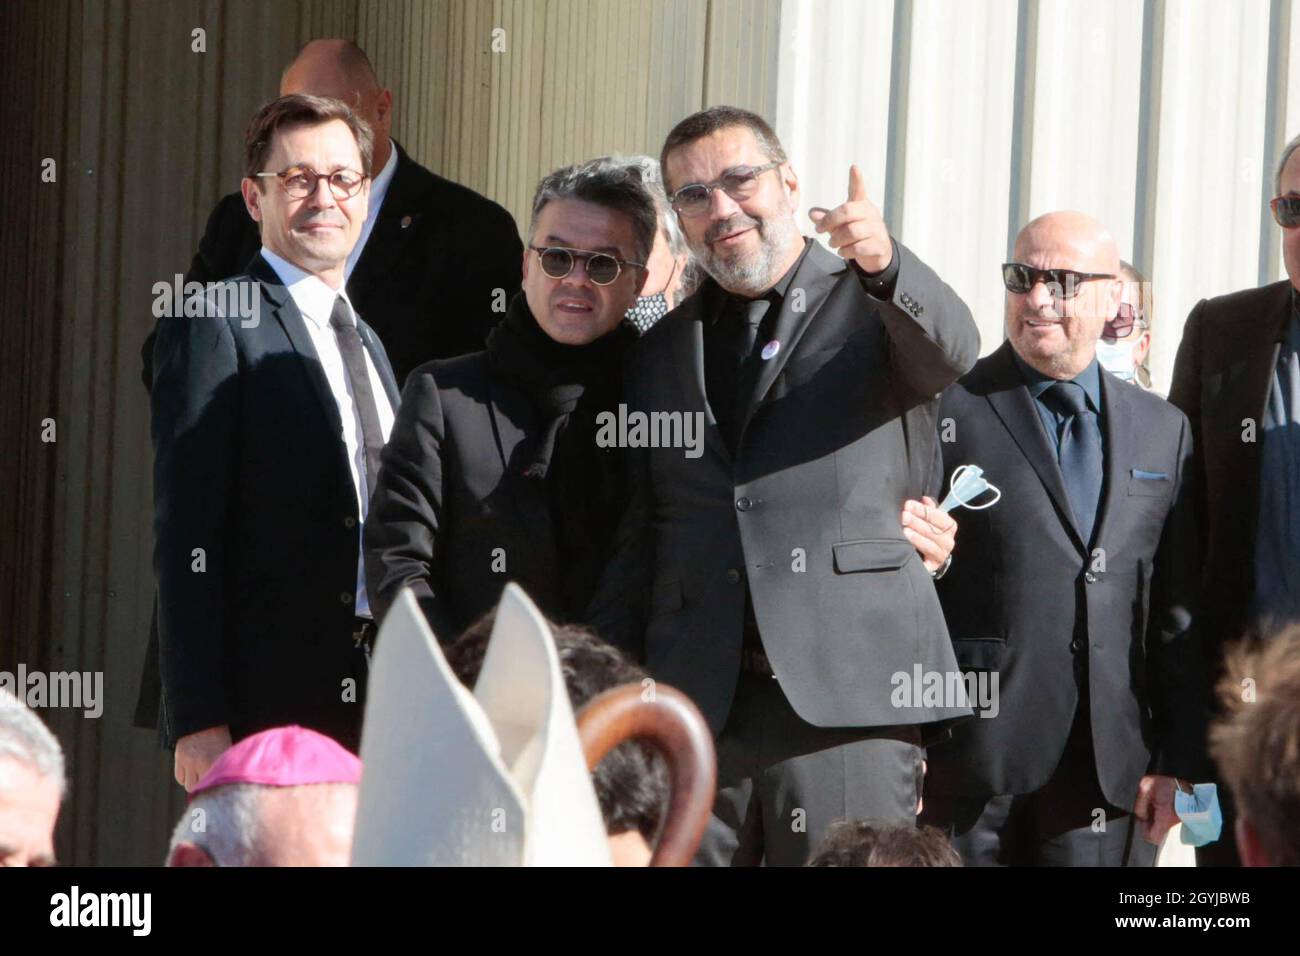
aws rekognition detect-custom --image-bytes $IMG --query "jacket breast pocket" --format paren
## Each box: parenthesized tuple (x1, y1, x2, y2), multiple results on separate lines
(1127, 473, 1171, 498)
(831, 538, 914, 573)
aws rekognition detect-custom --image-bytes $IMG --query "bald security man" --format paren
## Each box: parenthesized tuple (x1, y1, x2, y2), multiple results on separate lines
(920, 212, 1211, 866)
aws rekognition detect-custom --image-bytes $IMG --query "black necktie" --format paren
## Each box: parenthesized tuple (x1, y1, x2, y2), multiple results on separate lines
(727, 295, 772, 447)
(1045, 380, 1103, 543)
(329, 296, 385, 497)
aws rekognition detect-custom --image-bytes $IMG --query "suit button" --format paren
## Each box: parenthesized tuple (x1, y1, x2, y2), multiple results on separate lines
(915, 304, 924, 315)
(344, 516, 357, 529)
(340, 592, 354, 605)
(1070, 637, 1083, 652)
(725, 568, 741, 584)
(1084, 571, 1097, 584)
(736, 496, 752, 512)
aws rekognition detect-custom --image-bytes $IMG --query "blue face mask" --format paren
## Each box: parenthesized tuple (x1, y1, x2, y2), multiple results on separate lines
(939, 464, 1003, 513)
(1096, 339, 1137, 381)
(1175, 782, 1223, 847)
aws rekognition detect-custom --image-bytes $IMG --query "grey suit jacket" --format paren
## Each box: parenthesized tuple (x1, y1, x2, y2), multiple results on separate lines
(589, 239, 980, 735)
(931, 342, 1210, 808)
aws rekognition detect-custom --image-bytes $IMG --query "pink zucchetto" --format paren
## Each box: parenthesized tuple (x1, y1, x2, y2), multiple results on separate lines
(189, 725, 362, 800)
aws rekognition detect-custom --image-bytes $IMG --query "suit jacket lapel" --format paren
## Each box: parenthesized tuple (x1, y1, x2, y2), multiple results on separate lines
(485, 374, 560, 562)
(249, 254, 345, 442)
(349, 143, 429, 298)
(669, 297, 731, 464)
(1090, 370, 1134, 555)
(982, 341, 1087, 555)
(742, 241, 845, 430)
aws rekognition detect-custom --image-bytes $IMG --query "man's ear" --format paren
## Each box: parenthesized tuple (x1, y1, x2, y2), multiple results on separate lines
(240, 178, 263, 224)
(375, 88, 393, 127)
(781, 163, 800, 212)
(167, 842, 216, 867)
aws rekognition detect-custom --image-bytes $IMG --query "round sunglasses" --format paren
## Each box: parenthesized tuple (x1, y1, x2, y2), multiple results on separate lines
(529, 246, 644, 286)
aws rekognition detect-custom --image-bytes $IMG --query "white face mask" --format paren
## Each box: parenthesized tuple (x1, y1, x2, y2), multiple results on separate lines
(1096, 339, 1137, 381)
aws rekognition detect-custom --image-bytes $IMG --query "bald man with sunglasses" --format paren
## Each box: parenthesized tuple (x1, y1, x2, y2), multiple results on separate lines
(921, 211, 1210, 866)
(1167, 131, 1300, 866)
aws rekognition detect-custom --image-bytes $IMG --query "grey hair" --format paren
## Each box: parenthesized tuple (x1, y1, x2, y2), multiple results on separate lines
(168, 783, 262, 866)
(528, 159, 659, 266)
(0, 687, 65, 798)
(588, 155, 698, 295)
(1277, 132, 1300, 196)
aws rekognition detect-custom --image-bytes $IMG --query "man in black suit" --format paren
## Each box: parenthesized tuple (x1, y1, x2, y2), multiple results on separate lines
(589, 106, 979, 866)
(134, 39, 521, 740)
(151, 94, 400, 789)
(139, 39, 521, 390)
(1168, 132, 1300, 866)
(922, 211, 1209, 865)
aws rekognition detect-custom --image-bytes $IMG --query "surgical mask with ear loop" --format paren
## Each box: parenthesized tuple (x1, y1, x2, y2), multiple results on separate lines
(1096, 338, 1138, 382)
(625, 257, 681, 334)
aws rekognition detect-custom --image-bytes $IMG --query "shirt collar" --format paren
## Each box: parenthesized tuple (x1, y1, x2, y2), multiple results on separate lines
(1012, 348, 1102, 414)
(709, 236, 813, 323)
(259, 246, 356, 329)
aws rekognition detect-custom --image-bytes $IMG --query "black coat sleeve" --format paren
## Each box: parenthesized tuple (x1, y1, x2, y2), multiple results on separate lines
(873, 241, 981, 398)
(151, 310, 241, 738)
(363, 366, 461, 642)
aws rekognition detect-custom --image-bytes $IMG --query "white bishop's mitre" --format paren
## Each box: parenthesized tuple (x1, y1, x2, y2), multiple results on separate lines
(349, 583, 613, 866)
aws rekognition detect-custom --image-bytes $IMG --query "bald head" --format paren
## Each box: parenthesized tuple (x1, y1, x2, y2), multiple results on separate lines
(281, 40, 392, 171)
(1014, 211, 1120, 275)
(1005, 210, 1124, 379)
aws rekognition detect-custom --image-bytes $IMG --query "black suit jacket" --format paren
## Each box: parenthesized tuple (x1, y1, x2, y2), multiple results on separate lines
(589, 239, 980, 735)
(144, 254, 401, 748)
(930, 341, 1209, 808)
(363, 352, 593, 640)
(1168, 280, 1294, 654)
(140, 142, 522, 390)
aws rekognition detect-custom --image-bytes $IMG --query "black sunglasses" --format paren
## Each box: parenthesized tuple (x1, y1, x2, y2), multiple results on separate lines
(529, 246, 644, 286)
(1001, 262, 1116, 300)
(1102, 301, 1148, 342)
(1271, 196, 1300, 229)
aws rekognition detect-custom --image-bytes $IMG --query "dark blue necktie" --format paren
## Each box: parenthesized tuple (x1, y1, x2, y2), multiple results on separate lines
(1045, 381, 1103, 544)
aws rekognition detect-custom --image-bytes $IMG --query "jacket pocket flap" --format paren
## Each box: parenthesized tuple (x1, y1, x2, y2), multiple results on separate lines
(832, 538, 914, 573)
(951, 637, 1005, 670)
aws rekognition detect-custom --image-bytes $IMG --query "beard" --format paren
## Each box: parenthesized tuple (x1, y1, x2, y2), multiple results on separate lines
(692, 211, 800, 297)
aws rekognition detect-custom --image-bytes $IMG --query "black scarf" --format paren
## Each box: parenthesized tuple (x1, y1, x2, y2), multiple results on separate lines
(485, 293, 634, 615)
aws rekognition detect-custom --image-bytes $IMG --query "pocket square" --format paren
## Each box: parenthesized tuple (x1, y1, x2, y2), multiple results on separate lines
(1131, 469, 1169, 480)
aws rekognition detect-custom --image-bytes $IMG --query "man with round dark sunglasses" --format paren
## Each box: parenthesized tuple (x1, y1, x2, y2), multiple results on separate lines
(1169, 130, 1300, 866)
(363, 159, 655, 639)
(527, 245, 646, 286)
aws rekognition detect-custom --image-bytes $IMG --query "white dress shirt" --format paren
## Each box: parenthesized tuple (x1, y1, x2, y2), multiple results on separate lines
(259, 246, 396, 618)
(346, 139, 399, 279)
